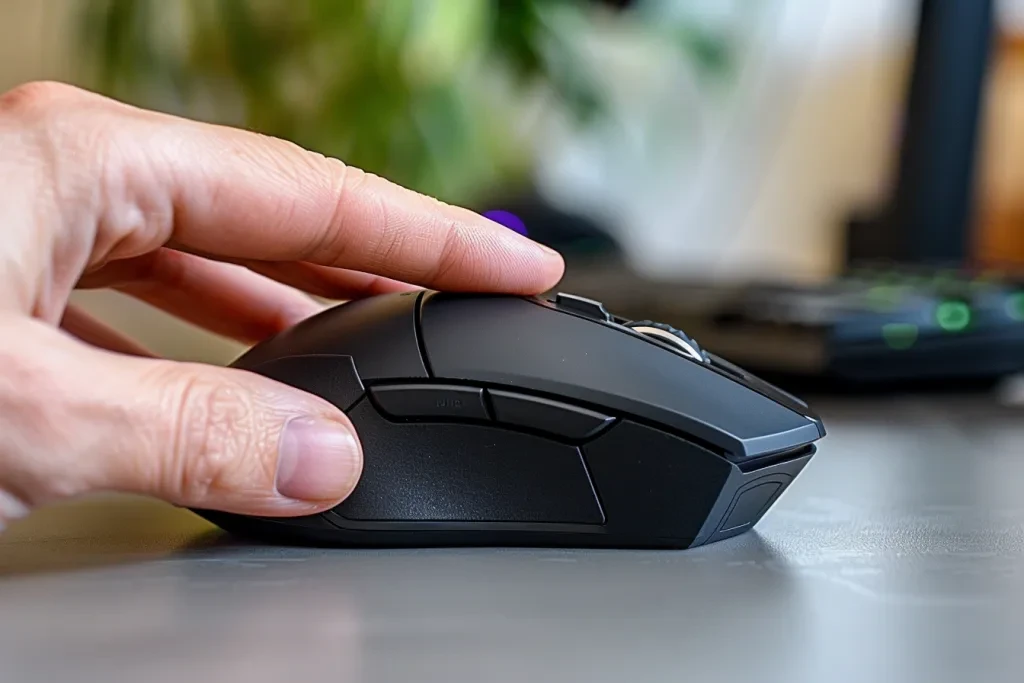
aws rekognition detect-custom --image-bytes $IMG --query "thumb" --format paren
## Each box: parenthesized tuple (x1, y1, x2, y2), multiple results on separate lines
(0, 316, 362, 519)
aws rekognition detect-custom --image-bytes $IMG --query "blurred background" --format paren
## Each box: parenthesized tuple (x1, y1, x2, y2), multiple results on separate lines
(1, 0, 1023, 394)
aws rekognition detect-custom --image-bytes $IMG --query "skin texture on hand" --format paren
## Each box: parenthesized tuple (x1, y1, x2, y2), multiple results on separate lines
(0, 81, 564, 531)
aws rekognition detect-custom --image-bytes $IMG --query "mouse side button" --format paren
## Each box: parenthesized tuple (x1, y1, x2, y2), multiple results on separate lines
(486, 389, 615, 441)
(370, 384, 489, 421)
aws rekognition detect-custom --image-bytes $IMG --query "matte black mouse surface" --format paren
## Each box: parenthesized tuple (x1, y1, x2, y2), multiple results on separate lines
(194, 290, 825, 549)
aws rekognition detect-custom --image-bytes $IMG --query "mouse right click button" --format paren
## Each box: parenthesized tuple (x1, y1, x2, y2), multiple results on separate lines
(487, 390, 615, 440)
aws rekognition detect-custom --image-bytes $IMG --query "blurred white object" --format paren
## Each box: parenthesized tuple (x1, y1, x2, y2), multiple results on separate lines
(538, 0, 915, 283)
(997, 374, 1024, 406)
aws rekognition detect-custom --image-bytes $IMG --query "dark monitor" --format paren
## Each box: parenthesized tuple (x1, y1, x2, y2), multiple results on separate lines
(846, 0, 996, 267)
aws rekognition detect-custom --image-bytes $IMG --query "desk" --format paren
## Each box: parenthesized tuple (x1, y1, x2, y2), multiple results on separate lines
(2, 395, 1023, 683)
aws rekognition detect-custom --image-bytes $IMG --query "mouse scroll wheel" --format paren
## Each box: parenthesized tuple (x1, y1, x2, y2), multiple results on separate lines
(626, 321, 708, 363)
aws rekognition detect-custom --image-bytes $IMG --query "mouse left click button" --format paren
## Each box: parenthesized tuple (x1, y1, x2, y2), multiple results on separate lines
(370, 384, 489, 421)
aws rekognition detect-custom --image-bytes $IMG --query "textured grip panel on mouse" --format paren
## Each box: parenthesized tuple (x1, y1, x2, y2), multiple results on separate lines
(328, 398, 605, 525)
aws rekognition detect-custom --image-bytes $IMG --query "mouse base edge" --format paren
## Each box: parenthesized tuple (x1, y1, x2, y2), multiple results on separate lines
(188, 509, 766, 550)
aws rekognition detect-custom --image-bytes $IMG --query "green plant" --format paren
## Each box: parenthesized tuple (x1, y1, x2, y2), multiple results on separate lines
(77, 0, 735, 205)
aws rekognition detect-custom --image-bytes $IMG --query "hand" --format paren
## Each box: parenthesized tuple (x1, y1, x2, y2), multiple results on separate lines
(0, 81, 563, 530)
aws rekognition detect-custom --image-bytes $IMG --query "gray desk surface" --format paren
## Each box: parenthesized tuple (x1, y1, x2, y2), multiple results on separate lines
(2, 393, 1024, 683)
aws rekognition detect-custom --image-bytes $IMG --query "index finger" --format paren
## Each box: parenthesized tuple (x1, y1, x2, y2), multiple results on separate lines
(33, 83, 566, 294)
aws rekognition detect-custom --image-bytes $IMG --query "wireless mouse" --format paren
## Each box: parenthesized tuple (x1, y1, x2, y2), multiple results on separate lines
(194, 290, 825, 549)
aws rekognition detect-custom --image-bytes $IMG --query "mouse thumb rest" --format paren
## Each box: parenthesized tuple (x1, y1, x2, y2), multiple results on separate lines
(191, 290, 824, 549)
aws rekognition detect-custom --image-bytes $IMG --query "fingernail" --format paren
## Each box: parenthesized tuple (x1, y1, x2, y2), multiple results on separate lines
(538, 242, 561, 258)
(276, 416, 361, 501)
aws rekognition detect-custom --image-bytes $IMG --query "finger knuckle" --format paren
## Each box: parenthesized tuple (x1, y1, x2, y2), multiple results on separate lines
(367, 198, 401, 264)
(0, 81, 116, 259)
(429, 218, 472, 283)
(313, 160, 374, 262)
(0, 81, 79, 119)
(166, 372, 270, 504)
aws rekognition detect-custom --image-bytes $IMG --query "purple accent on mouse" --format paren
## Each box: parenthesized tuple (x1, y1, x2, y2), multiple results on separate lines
(483, 210, 528, 236)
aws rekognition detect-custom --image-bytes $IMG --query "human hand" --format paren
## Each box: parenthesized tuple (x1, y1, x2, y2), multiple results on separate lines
(0, 81, 563, 530)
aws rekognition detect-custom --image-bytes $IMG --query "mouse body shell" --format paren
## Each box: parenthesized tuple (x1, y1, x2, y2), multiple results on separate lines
(195, 290, 825, 549)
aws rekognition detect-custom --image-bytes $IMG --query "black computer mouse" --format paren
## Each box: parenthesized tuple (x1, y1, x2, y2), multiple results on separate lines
(194, 290, 825, 549)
